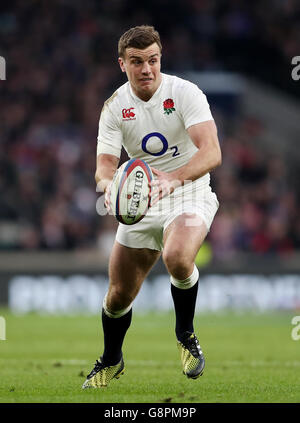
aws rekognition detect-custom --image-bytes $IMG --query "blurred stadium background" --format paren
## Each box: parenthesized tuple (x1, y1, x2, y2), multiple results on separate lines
(0, 0, 300, 315)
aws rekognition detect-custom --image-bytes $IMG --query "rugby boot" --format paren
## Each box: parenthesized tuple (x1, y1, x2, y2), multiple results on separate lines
(177, 331, 205, 379)
(82, 357, 124, 388)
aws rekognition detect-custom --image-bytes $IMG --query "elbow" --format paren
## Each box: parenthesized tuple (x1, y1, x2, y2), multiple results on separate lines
(207, 136, 222, 170)
(216, 151, 222, 168)
(212, 148, 222, 170)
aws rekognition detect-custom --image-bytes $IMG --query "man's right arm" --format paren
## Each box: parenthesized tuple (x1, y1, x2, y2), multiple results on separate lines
(95, 153, 119, 193)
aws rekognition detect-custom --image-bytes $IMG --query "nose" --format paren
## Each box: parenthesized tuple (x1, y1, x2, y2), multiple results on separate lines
(141, 61, 151, 74)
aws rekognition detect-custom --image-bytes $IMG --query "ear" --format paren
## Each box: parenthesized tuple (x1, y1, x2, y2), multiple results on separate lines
(118, 57, 126, 73)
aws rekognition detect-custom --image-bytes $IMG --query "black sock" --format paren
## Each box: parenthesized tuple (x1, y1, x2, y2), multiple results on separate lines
(171, 280, 199, 342)
(101, 307, 132, 365)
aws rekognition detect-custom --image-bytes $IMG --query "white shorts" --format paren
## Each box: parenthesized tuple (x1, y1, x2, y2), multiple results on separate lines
(116, 183, 219, 252)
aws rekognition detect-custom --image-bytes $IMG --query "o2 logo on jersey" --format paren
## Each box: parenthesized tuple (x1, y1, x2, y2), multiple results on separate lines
(142, 132, 180, 157)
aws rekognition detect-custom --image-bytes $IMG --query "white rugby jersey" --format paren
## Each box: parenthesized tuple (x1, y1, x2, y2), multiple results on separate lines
(97, 73, 214, 191)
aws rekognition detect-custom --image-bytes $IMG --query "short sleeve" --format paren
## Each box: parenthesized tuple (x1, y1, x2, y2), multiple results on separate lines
(97, 103, 123, 157)
(179, 82, 213, 130)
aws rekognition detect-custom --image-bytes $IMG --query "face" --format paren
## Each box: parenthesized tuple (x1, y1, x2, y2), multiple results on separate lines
(118, 43, 162, 101)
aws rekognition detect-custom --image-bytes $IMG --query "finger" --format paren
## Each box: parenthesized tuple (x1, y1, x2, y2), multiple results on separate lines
(150, 183, 161, 195)
(158, 188, 167, 201)
(151, 167, 160, 175)
(150, 176, 162, 187)
(150, 187, 166, 206)
(150, 188, 161, 204)
(149, 190, 159, 200)
(104, 200, 111, 211)
(150, 195, 159, 207)
(104, 193, 112, 211)
(150, 181, 164, 195)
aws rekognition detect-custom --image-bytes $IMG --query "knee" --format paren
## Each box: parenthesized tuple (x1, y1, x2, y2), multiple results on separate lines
(163, 248, 193, 280)
(106, 286, 135, 312)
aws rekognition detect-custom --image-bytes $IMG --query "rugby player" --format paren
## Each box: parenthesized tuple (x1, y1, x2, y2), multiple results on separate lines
(83, 25, 221, 388)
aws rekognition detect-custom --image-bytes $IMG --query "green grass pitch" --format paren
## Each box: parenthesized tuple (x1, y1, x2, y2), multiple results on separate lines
(0, 309, 299, 403)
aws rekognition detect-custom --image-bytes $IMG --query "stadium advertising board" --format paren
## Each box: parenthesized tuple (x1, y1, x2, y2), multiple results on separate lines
(1, 273, 299, 314)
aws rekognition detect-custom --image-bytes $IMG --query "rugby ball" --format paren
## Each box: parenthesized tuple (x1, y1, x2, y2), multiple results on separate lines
(110, 158, 153, 225)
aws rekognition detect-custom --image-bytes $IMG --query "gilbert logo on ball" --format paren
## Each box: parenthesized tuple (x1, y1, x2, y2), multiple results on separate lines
(110, 159, 153, 225)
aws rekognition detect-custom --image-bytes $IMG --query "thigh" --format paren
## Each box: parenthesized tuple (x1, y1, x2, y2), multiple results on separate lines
(161, 186, 218, 272)
(163, 213, 208, 266)
(106, 241, 161, 309)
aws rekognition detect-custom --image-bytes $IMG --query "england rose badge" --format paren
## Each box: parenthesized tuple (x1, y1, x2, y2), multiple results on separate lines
(163, 98, 175, 115)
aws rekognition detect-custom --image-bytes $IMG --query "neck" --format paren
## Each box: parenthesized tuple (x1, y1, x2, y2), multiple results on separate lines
(132, 74, 162, 102)
(135, 90, 153, 102)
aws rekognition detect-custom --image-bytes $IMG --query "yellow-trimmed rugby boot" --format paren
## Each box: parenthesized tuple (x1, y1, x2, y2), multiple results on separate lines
(177, 332, 205, 379)
(82, 357, 124, 388)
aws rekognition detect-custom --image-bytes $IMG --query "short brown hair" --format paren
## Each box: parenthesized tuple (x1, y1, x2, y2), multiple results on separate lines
(118, 25, 162, 58)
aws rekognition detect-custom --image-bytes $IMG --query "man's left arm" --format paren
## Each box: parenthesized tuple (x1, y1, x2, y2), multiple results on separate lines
(172, 120, 221, 182)
(151, 120, 221, 203)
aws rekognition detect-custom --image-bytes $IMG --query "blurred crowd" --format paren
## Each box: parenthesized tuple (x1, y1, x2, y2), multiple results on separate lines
(210, 115, 300, 260)
(0, 0, 299, 260)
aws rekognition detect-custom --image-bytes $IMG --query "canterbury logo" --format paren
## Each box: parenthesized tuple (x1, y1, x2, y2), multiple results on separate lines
(122, 108, 136, 120)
